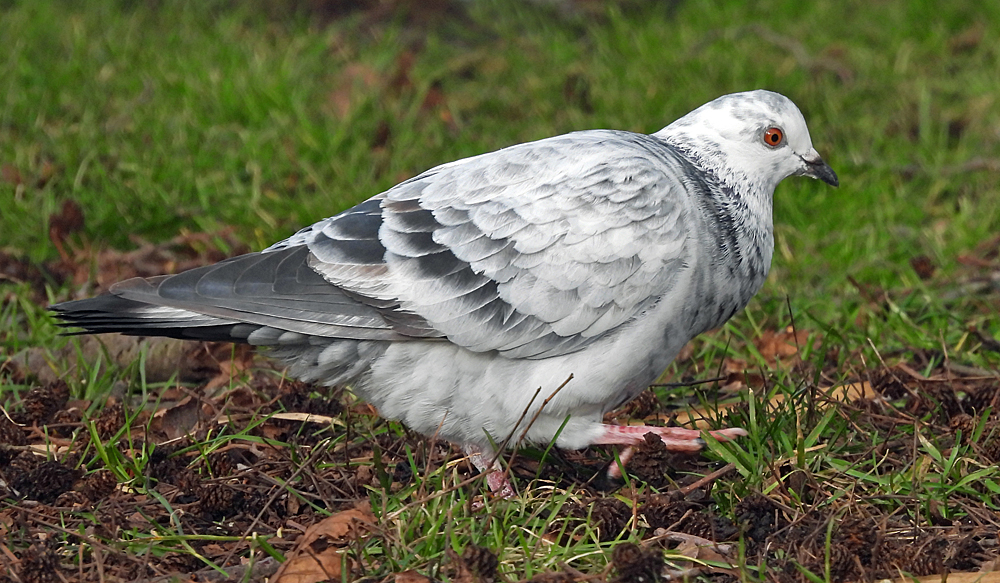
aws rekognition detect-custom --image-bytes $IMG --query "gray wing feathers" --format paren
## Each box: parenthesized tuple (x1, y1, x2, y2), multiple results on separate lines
(300, 130, 694, 358)
(61, 130, 696, 356)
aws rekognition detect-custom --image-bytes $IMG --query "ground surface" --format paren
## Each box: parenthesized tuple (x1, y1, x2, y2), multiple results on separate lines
(2, 1, 1000, 582)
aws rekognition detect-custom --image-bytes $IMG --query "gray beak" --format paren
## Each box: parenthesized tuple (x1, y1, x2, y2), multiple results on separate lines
(800, 152, 839, 187)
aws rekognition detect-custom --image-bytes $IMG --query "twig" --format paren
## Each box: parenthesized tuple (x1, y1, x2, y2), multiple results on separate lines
(495, 375, 575, 490)
(490, 385, 544, 466)
(419, 411, 450, 501)
(946, 362, 999, 378)
(649, 376, 726, 388)
(676, 463, 737, 496)
(517, 375, 575, 446)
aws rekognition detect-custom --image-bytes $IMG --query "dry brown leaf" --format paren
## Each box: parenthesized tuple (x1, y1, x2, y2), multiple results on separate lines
(153, 396, 204, 441)
(260, 423, 289, 440)
(755, 326, 815, 365)
(200, 543, 228, 557)
(674, 341, 695, 362)
(200, 347, 255, 392)
(662, 531, 735, 566)
(273, 503, 376, 583)
(910, 255, 936, 280)
(949, 23, 985, 53)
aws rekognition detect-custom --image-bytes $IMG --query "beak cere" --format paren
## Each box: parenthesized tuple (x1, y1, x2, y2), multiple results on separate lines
(801, 154, 839, 187)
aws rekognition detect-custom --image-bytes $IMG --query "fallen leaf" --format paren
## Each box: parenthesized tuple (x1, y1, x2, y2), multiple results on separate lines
(200, 344, 256, 391)
(949, 23, 985, 54)
(64, 228, 249, 292)
(755, 326, 815, 365)
(153, 396, 204, 441)
(200, 543, 228, 557)
(273, 503, 376, 583)
(661, 531, 735, 566)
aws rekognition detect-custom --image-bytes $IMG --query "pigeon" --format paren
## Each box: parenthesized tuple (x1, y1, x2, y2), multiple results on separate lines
(52, 90, 838, 497)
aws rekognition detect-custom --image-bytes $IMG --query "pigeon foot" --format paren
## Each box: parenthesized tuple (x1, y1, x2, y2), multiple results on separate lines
(593, 424, 747, 479)
(464, 444, 516, 499)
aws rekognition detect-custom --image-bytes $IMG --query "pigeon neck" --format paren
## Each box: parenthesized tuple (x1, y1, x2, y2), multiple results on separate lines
(654, 136, 776, 304)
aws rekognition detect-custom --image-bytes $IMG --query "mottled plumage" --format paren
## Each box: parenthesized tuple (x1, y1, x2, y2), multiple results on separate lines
(53, 90, 837, 495)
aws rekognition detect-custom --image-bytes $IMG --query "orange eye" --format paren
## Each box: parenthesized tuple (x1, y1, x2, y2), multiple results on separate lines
(763, 127, 784, 147)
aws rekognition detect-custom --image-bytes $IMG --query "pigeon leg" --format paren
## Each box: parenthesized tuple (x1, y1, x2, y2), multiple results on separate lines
(594, 425, 747, 452)
(595, 425, 746, 479)
(464, 444, 516, 498)
(606, 445, 636, 479)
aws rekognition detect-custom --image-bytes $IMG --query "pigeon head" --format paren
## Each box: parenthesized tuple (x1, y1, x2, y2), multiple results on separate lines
(656, 90, 838, 193)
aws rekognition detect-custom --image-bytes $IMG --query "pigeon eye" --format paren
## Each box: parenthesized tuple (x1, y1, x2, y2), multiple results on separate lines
(763, 127, 784, 147)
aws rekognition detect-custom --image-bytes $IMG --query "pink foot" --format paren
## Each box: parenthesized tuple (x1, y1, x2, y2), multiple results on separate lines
(595, 424, 747, 479)
(607, 445, 636, 479)
(593, 424, 747, 450)
(464, 445, 516, 499)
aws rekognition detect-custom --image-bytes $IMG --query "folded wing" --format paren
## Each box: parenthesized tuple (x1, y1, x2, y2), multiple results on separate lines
(55, 131, 699, 359)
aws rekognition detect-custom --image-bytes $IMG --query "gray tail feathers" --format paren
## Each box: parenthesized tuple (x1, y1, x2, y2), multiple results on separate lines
(50, 293, 260, 342)
(49, 246, 408, 344)
(51, 282, 390, 387)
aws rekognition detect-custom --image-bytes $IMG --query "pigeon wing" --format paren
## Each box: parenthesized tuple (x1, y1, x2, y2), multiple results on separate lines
(301, 130, 696, 359)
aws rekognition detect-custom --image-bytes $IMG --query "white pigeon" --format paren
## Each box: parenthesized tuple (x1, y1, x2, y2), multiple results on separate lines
(53, 90, 837, 496)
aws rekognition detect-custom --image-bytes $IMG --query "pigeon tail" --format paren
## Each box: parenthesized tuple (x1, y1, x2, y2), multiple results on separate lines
(51, 293, 256, 342)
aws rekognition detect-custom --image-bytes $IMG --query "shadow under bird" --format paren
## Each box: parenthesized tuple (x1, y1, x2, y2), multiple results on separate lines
(53, 90, 838, 497)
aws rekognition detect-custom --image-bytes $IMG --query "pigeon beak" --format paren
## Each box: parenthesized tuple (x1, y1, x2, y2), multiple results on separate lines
(800, 150, 839, 187)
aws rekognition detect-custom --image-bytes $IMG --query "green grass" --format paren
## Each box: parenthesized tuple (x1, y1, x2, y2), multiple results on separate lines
(3, 0, 1000, 581)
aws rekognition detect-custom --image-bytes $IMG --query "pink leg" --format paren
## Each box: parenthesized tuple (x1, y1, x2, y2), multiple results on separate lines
(593, 424, 747, 451)
(598, 424, 747, 479)
(464, 445, 516, 499)
(606, 445, 636, 479)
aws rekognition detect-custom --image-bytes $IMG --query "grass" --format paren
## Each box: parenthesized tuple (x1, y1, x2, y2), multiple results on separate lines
(2, 0, 1000, 581)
